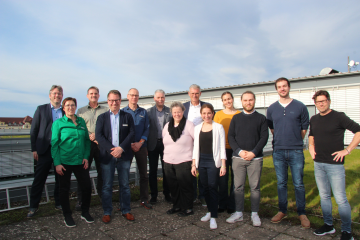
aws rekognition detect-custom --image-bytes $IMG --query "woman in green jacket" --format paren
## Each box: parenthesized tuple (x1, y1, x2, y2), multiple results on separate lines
(51, 97, 93, 227)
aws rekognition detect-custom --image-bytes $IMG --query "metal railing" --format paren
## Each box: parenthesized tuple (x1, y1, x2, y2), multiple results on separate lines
(0, 132, 155, 212)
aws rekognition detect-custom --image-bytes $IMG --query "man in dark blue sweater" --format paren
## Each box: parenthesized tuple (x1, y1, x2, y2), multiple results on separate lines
(266, 78, 310, 228)
(227, 91, 268, 227)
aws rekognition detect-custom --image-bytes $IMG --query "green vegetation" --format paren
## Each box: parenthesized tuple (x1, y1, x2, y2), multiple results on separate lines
(1, 150, 359, 237)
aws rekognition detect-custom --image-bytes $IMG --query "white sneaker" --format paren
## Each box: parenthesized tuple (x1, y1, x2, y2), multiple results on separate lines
(210, 218, 217, 229)
(226, 212, 243, 223)
(251, 213, 261, 227)
(201, 212, 211, 222)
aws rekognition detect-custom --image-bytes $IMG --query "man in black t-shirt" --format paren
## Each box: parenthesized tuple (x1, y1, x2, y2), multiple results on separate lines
(309, 90, 360, 240)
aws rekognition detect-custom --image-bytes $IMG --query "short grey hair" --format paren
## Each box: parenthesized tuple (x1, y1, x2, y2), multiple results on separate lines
(189, 84, 201, 91)
(128, 88, 139, 94)
(154, 89, 165, 95)
(170, 101, 185, 112)
(49, 85, 63, 94)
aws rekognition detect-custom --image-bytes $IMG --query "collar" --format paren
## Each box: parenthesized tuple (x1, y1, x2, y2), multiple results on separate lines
(64, 114, 79, 123)
(243, 109, 256, 115)
(109, 109, 120, 116)
(87, 103, 100, 109)
(125, 104, 141, 112)
(190, 102, 201, 107)
(50, 103, 62, 110)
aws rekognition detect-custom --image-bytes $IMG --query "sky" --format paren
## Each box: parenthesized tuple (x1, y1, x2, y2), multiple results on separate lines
(1, 0, 360, 117)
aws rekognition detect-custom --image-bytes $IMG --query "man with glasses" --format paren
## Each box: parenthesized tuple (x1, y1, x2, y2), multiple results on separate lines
(27, 85, 63, 218)
(76, 86, 108, 210)
(122, 88, 151, 209)
(310, 90, 360, 240)
(96, 90, 135, 223)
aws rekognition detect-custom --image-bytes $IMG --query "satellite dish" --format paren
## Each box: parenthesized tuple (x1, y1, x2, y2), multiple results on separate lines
(348, 60, 355, 67)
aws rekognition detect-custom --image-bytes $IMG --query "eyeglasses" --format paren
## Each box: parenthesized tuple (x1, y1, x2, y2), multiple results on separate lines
(51, 92, 63, 96)
(128, 94, 139, 98)
(108, 99, 120, 103)
(64, 104, 76, 108)
(315, 99, 328, 105)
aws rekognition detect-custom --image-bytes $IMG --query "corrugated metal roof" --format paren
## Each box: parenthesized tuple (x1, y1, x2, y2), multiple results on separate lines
(118, 70, 360, 100)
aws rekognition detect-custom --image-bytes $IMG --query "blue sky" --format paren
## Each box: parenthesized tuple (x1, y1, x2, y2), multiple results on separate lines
(1, 0, 360, 117)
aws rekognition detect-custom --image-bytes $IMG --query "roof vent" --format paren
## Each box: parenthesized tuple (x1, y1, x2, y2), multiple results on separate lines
(319, 67, 339, 75)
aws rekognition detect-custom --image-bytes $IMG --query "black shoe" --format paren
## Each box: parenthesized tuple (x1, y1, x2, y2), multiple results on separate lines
(55, 205, 62, 211)
(178, 209, 194, 217)
(27, 208, 38, 218)
(313, 224, 336, 236)
(149, 197, 157, 204)
(218, 208, 226, 213)
(166, 208, 181, 215)
(141, 201, 153, 209)
(64, 215, 76, 228)
(165, 195, 172, 203)
(341, 231, 354, 240)
(81, 212, 94, 223)
(227, 209, 235, 214)
(75, 202, 82, 211)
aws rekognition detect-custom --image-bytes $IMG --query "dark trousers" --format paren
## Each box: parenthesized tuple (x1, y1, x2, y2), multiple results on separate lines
(132, 147, 149, 202)
(164, 161, 193, 210)
(148, 140, 170, 198)
(30, 147, 60, 208)
(77, 141, 103, 201)
(59, 164, 92, 216)
(198, 153, 220, 218)
(218, 148, 235, 210)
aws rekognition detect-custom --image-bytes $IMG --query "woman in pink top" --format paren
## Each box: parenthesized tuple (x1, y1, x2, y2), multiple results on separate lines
(162, 101, 195, 217)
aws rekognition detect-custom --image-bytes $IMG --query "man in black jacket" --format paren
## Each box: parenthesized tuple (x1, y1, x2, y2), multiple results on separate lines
(27, 85, 64, 218)
(227, 91, 268, 227)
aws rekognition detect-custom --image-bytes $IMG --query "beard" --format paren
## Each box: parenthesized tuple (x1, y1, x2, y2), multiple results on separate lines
(243, 105, 254, 112)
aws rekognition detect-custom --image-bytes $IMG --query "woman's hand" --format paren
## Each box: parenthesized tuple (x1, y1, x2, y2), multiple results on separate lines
(83, 159, 88, 169)
(56, 165, 66, 176)
(220, 167, 226, 177)
(191, 166, 197, 177)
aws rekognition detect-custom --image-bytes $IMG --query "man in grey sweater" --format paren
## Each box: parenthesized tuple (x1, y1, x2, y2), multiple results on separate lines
(227, 91, 268, 227)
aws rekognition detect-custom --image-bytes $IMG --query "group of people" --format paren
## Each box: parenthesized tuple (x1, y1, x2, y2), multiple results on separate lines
(27, 78, 360, 240)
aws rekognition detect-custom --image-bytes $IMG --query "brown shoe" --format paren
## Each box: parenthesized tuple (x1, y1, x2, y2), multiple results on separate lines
(271, 212, 287, 223)
(122, 213, 135, 221)
(102, 215, 111, 224)
(299, 215, 310, 228)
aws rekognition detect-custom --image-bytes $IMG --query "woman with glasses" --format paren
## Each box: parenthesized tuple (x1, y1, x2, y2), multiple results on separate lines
(51, 97, 93, 227)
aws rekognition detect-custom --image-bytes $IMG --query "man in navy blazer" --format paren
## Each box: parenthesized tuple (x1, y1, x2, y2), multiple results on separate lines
(27, 85, 64, 218)
(95, 90, 135, 224)
(183, 84, 211, 206)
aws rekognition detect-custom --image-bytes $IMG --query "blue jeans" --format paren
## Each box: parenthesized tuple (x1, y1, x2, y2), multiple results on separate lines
(314, 162, 351, 233)
(273, 149, 306, 215)
(101, 157, 131, 215)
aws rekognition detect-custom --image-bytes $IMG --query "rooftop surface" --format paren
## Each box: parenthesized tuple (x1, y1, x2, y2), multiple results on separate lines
(0, 195, 342, 240)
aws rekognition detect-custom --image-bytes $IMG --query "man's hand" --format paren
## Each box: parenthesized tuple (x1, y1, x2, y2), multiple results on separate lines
(94, 140, 98, 145)
(33, 151, 38, 161)
(332, 149, 348, 162)
(110, 146, 124, 158)
(244, 152, 255, 161)
(309, 145, 316, 160)
(131, 142, 142, 152)
(239, 151, 247, 159)
(191, 166, 197, 177)
(83, 159, 88, 169)
(56, 165, 66, 176)
(89, 133, 96, 141)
